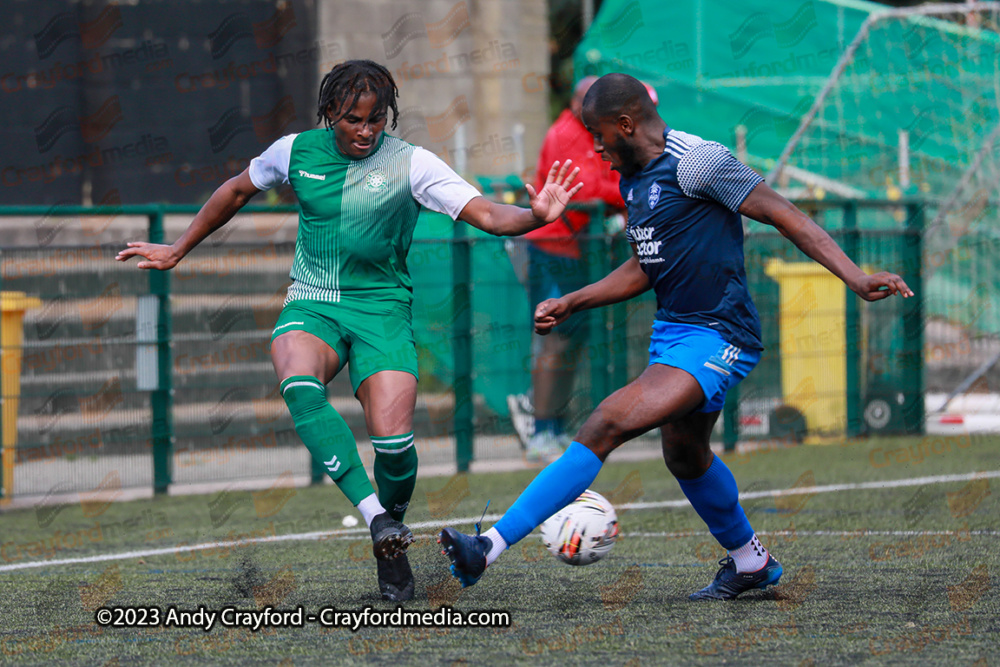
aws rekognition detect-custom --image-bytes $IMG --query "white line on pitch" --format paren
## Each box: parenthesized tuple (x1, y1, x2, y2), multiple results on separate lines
(621, 469, 1000, 510)
(0, 469, 996, 574)
(623, 529, 999, 538)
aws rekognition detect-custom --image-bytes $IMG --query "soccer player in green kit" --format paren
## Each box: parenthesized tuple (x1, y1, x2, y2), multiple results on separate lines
(117, 60, 583, 601)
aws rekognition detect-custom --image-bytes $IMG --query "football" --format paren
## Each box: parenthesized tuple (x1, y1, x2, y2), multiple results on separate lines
(540, 490, 619, 565)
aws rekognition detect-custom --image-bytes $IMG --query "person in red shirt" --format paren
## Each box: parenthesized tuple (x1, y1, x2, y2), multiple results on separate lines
(508, 75, 631, 463)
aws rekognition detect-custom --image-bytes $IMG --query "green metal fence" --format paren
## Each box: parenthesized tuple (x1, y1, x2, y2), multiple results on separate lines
(739, 200, 925, 442)
(0, 199, 934, 501)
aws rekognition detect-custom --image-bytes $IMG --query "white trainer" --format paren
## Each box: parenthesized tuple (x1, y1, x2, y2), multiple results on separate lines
(507, 392, 534, 449)
(525, 431, 563, 465)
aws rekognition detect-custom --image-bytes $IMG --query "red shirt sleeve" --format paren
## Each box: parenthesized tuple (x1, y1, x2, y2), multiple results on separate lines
(525, 110, 624, 256)
(578, 158, 624, 209)
(534, 126, 559, 193)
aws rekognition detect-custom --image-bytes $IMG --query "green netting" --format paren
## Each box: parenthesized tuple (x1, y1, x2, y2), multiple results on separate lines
(576, 1, 999, 194)
(575, 0, 878, 174)
(784, 8, 1000, 200)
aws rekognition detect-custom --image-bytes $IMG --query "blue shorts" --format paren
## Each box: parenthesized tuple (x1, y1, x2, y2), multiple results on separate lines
(648, 321, 760, 413)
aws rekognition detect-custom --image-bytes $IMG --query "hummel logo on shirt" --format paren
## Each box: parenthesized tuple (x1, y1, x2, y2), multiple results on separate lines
(299, 170, 326, 180)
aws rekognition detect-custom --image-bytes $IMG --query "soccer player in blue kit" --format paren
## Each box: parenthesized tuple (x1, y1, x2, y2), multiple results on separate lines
(440, 73, 914, 600)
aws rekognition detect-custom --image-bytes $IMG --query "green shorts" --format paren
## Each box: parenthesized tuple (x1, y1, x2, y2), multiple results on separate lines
(271, 298, 418, 392)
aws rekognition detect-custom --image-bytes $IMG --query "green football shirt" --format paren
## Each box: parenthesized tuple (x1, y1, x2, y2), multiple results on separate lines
(249, 128, 480, 304)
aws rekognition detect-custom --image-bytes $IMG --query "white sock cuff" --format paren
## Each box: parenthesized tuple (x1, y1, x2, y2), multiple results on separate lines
(729, 534, 769, 573)
(483, 527, 508, 566)
(356, 494, 386, 527)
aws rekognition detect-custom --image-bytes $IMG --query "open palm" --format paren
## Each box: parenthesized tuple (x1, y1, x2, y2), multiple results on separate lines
(526, 160, 583, 223)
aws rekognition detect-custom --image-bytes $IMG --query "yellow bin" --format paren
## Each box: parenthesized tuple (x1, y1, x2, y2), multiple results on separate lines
(2, 291, 42, 504)
(763, 260, 846, 436)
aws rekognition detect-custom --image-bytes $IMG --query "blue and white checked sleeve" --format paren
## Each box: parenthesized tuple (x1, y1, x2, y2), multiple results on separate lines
(676, 142, 763, 212)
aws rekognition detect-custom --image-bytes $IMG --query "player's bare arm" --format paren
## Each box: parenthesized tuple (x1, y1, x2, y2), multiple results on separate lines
(458, 159, 583, 236)
(534, 249, 649, 335)
(115, 170, 261, 270)
(739, 182, 914, 301)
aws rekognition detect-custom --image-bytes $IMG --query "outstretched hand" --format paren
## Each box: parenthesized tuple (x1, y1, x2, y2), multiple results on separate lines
(852, 271, 914, 301)
(525, 160, 583, 223)
(115, 242, 181, 271)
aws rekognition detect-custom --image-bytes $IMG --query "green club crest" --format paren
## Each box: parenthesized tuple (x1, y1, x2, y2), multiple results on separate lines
(365, 169, 388, 191)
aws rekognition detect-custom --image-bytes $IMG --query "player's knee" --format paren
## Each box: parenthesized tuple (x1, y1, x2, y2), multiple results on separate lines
(280, 375, 327, 419)
(662, 441, 713, 479)
(577, 410, 627, 460)
(664, 457, 703, 480)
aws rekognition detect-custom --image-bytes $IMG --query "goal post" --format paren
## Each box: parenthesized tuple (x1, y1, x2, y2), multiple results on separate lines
(766, 2, 1000, 204)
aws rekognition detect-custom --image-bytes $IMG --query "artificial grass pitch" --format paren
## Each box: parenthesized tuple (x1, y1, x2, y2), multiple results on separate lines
(1, 434, 998, 664)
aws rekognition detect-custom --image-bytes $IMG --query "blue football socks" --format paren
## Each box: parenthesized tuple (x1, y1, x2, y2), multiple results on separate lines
(676, 455, 754, 550)
(494, 441, 603, 545)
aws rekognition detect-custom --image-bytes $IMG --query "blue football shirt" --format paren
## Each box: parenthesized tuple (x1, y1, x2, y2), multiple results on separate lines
(620, 127, 764, 351)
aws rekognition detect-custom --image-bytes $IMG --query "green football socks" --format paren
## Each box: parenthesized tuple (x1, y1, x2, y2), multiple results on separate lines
(371, 432, 418, 521)
(280, 375, 373, 505)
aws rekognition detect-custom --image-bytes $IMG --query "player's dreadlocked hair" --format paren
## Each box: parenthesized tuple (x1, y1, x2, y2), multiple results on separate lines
(316, 60, 399, 130)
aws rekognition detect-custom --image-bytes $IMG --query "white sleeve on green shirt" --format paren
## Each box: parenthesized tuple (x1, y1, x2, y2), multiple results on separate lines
(409, 147, 482, 219)
(248, 134, 297, 190)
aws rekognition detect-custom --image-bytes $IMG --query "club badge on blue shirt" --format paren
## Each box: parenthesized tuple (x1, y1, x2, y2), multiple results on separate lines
(648, 182, 661, 209)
